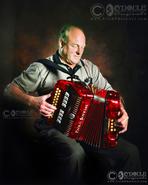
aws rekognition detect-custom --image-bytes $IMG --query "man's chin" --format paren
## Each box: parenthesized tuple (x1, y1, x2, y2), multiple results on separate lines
(67, 60, 79, 65)
(71, 59, 80, 64)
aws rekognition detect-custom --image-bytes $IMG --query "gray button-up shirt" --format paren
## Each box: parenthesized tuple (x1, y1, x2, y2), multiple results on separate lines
(11, 52, 112, 95)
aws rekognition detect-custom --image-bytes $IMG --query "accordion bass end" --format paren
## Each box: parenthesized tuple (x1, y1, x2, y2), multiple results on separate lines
(46, 80, 121, 150)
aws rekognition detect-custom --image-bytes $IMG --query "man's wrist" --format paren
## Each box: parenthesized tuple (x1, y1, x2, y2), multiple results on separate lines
(27, 95, 34, 108)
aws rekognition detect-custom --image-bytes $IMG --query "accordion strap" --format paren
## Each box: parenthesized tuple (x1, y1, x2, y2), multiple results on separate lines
(36, 58, 72, 75)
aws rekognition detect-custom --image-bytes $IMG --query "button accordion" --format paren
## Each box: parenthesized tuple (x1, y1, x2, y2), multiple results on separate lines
(46, 80, 121, 149)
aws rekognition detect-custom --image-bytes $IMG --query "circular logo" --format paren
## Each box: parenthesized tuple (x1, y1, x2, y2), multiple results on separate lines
(107, 171, 117, 181)
(90, 3, 105, 18)
(106, 4, 114, 17)
(118, 171, 124, 180)
(11, 110, 16, 117)
(3, 110, 9, 118)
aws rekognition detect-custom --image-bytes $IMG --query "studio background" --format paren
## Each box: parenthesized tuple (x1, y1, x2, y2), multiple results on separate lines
(0, 0, 147, 184)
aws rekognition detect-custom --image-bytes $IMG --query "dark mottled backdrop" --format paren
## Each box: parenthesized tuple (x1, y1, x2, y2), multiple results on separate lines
(0, 0, 148, 184)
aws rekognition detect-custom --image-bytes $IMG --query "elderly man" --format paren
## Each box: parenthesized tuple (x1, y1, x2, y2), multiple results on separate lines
(4, 24, 141, 184)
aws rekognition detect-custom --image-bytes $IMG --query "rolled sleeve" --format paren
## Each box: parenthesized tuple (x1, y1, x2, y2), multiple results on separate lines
(12, 62, 42, 93)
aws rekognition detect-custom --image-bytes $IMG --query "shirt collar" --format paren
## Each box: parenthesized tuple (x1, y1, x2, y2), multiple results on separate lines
(53, 50, 83, 69)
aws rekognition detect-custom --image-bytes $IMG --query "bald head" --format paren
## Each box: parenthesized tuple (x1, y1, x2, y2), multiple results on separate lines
(58, 25, 86, 68)
(58, 25, 86, 45)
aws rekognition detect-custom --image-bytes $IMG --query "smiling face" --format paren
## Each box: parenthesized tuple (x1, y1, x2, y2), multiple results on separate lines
(59, 27, 86, 68)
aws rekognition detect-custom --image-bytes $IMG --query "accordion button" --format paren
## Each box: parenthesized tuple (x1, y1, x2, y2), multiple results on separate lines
(69, 113, 75, 120)
(62, 103, 66, 108)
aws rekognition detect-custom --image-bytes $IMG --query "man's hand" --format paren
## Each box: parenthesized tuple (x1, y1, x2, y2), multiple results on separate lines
(4, 84, 57, 118)
(117, 102, 129, 134)
(31, 94, 57, 118)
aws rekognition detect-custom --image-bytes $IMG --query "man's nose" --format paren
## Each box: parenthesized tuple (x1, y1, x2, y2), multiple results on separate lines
(76, 50, 80, 55)
(76, 47, 81, 55)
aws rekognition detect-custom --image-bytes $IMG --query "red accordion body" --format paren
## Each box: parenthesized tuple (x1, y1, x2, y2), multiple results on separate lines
(47, 80, 120, 149)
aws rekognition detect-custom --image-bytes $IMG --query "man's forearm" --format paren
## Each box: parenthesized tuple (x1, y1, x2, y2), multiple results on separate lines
(4, 83, 34, 107)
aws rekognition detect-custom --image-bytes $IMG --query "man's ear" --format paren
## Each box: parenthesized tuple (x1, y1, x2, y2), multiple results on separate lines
(59, 39, 65, 48)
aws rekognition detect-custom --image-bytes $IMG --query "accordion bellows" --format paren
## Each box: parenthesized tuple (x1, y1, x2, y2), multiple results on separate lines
(47, 80, 120, 150)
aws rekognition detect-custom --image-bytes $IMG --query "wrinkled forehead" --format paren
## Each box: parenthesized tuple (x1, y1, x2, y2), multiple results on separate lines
(67, 28, 86, 47)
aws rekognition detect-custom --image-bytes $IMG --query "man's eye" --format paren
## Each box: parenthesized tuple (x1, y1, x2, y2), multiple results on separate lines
(71, 44, 77, 48)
